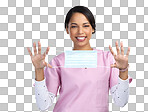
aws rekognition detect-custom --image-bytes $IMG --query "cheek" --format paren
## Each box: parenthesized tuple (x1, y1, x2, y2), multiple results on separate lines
(69, 29, 77, 37)
(86, 29, 92, 36)
(69, 33, 76, 40)
(70, 32, 75, 37)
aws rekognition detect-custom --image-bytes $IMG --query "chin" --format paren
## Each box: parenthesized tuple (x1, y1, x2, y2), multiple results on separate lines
(75, 42, 89, 47)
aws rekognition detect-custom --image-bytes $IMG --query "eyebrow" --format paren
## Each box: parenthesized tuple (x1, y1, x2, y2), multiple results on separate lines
(70, 22, 89, 25)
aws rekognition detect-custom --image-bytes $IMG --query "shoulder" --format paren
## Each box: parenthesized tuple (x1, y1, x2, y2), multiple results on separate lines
(54, 52, 64, 60)
(95, 48, 112, 58)
(94, 48, 114, 65)
(52, 52, 64, 65)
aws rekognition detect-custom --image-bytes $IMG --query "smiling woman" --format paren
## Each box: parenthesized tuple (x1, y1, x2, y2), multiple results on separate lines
(27, 5, 132, 112)
(65, 6, 96, 50)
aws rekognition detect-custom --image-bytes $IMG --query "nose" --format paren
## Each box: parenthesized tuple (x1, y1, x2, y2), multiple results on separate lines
(78, 27, 84, 34)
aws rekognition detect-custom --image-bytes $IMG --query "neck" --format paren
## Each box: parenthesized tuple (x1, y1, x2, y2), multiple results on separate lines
(73, 43, 93, 50)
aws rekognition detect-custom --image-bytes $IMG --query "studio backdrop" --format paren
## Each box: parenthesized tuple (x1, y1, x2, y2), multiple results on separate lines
(0, 0, 148, 111)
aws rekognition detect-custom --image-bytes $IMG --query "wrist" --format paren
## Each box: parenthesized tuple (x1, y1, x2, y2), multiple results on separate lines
(35, 68, 44, 81)
(119, 69, 128, 80)
(119, 64, 129, 72)
(35, 77, 44, 81)
(35, 68, 43, 71)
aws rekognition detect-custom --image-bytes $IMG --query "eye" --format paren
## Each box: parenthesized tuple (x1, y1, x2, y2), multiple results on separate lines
(71, 26, 77, 28)
(84, 25, 89, 27)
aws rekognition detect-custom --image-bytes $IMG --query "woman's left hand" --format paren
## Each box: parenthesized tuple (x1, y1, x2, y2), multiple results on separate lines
(109, 41, 130, 70)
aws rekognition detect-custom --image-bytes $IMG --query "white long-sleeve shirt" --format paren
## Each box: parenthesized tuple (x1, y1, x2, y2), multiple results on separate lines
(34, 75, 131, 111)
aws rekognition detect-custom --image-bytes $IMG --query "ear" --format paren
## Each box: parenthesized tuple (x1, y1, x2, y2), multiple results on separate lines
(92, 29, 95, 34)
(66, 27, 69, 34)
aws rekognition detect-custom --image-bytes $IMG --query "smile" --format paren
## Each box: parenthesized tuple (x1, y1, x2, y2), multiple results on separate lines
(75, 36, 87, 42)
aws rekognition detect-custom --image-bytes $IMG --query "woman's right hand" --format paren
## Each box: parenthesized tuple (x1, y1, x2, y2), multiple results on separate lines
(27, 41, 52, 70)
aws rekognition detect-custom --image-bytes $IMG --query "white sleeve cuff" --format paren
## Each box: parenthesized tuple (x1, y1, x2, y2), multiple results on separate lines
(118, 75, 129, 90)
(34, 78, 47, 91)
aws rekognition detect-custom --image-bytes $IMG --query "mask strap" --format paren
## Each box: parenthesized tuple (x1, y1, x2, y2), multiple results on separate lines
(51, 66, 65, 68)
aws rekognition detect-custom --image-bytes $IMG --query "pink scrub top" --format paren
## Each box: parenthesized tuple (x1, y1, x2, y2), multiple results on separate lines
(44, 48, 131, 112)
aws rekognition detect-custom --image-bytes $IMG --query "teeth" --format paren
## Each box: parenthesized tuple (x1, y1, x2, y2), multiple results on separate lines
(77, 37, 85, 39)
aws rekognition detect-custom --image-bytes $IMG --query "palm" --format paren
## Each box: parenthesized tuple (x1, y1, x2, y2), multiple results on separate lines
(31, 54, 45, 69)
(114, 54, 128, 69)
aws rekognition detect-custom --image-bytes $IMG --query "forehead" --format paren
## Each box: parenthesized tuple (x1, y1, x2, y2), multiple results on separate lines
(69, 12, 89, 23)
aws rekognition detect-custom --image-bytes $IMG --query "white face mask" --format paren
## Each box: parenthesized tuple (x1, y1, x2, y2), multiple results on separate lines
(64, 50, 98, 68)
(49, 48, 111, 69)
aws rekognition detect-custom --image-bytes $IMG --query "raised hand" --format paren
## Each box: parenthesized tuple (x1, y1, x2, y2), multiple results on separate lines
(27, 41, 52, 70)
(109, 41, 130, 70)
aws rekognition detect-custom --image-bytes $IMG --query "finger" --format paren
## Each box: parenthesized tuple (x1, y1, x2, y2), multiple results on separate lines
(44, 61, 47, 66)
(38, 41, 41, 54)
(41, 51, 46, 60)
(27, 47, 33, 58)
(121, 41, 124, 55)
(45, 47, 50, 56)
(116, 41, 120, 55)
(110, 63, 117, 68)
(126, 47, 130, 57)
(44, 62, 52, 68)
(33, 42, 37, 55)
(48, 64, 52, 68)
(42, 47, 50, 59)
(109, 45, 116, 57)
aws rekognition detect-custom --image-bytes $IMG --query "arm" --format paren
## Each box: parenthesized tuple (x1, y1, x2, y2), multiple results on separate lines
(35, 68, 55, 111)
(27, 41, 54, 111)
(34, 78, 55, 111)
(109, 41, 132, 107)
(110, 73, 130, 107)
(119, 67, 128, 80)
(35, 68, 44, 81)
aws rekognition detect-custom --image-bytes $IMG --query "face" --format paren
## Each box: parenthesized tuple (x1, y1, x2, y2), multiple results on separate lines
(66, 12, 94, 49)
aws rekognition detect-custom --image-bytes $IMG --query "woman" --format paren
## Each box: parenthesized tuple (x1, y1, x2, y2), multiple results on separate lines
(27, 6, 132, 112)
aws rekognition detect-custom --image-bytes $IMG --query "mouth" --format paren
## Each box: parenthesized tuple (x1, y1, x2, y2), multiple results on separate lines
(75, 36, 87, 42)
(75, 36, 87, 39)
